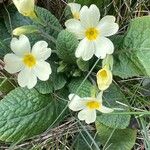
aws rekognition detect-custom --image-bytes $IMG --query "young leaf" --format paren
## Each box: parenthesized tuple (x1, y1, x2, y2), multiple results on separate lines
(35, 79, 53, 94)
(56, 30, 79, 63)
(68, 77, 94, 97)
(77, 58, 89, 71)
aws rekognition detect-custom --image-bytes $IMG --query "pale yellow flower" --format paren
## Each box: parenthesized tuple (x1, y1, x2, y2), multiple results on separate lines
(13, 0, 36, 17)
(4, 35, 52, 89)
(97, 65, 112, 91)
(68, 92, 113, 124)
(65, 4, 119, 61)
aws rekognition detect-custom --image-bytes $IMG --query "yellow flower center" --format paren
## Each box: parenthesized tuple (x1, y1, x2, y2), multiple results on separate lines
(73, 12, 80, 20)
(23, 53, 36, 68)
(23, 11, 36, 18)
(86, 100, 101, 109)
(99, 69, 108, 80)
(85, 28, 99, 40)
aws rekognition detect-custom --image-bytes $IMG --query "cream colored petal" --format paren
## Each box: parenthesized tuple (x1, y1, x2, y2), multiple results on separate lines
(99, 15, 116, 24)
(98, 15, 119, 37)
(33, 61, 51, 81)
(68, 3, 81, 13)
(4, 53, 24, 74)
(78, 109, 96, 124)
(32, 41, 51, 60)
(96, 91, 103, 102)
(68, 94, 85, 111)
(65, 19, 85, 39)
(98, 105, 114, 113)
(80, 4, 100, 28)
(75, 38, 95, 61)
(94, 37, 114, 59)
(18, 68, 37, 89)
(10, 35, 31, 56)
(13, 0, 35, 16)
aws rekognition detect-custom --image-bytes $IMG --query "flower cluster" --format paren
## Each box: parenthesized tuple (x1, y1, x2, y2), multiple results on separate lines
(3, 1, 118, 124)
(67, 3, 118, 124)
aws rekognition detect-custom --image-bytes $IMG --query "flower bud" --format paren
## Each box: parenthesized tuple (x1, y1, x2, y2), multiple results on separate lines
(13, 25, 39, 36)
(96, 65, 112, 91)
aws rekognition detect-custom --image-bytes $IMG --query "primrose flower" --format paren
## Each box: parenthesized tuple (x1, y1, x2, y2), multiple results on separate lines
(68, 3, 81, 20)
(68, 92, 113, 124)
(65, 4, 119, 61)
(12, 0, 36, 17)
(4, 35, 52, 89)
(97, 65, 112, 91)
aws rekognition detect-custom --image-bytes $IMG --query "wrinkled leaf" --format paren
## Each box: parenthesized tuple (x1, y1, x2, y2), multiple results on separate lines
(0, 87, 55, 142)
(56, 30, 79, 63)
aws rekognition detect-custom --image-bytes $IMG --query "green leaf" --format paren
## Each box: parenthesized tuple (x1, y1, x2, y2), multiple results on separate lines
(53, 88, 69, 123)
(35, 79, 53, 94)
(113, 17, 150, 78)
(123, 16, 150, 77)
(97, 84, 131, 129)
(96, 123, 137, 150)
(3, 5, 62, 48)
(0, 18, 11, 58)
(0, 87, 55, 142)
(0, 18, 10, 39)
(51, 62, 67, 91)
(53, 74, 67, 91)
(77, 58, 89, 71)
(112, 35, 143, 78)
(56, 30, 79, 63)
(113, 51, 143, 78)
(68, 78, 93, 97)
(34, 6, 62, 46)
(0, 39, 11, 58)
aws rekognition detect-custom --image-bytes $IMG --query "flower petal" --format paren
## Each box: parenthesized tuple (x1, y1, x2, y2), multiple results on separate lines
(78, 109, 96, 124)
(97, 15, 119, 37)
(80, 4, 100, 28)
(94, 37, 114, 59)
(10, 35, 31, 56)
(75, 38, 95, 61)
(4, 53, 24, 74)
(96, 91, 103, 102)
(65, 19, 84, 39)
(13, 0, 34, 16)
(98, 105, 114, 113)
(68, 3, 81, 13)
(32, 41, 51, 60)
(33, 61, 51, 81)
(18, 68, 37, 89)
(68, 94, 85, 111)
